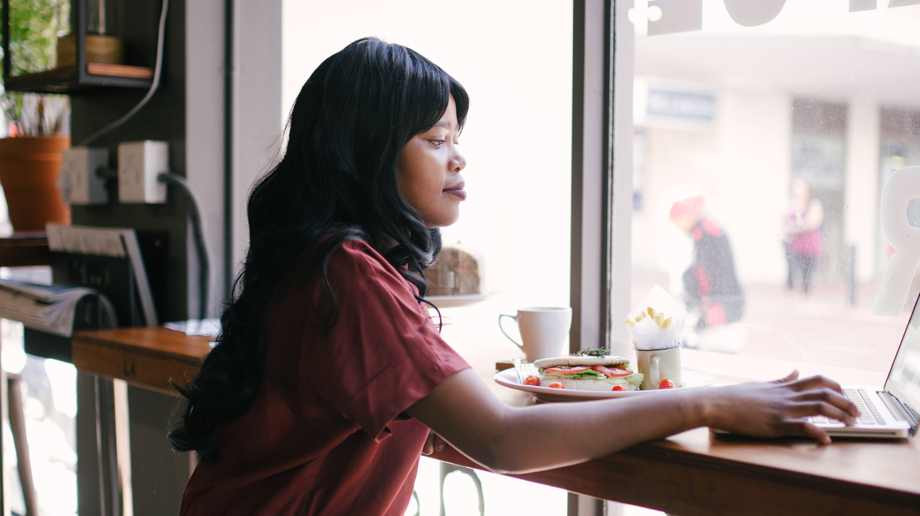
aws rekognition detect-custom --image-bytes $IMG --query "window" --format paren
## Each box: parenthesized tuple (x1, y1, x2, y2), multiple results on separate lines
(615, 0, 920, 372)
(282, 1, 575, 512)
(282, 2, 575, 298)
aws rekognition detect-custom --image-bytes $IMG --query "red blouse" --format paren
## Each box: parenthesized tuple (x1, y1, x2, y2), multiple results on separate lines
(180, 240, 470, 515)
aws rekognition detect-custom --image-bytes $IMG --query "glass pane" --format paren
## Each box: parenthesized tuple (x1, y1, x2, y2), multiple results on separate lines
(282, 2, 573, 338)
(619, 0, 920, 372)
(282, 1, 573, 512)
(282, 3, 573, 314)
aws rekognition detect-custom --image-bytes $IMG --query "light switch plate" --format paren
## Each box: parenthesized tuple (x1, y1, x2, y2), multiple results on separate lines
(118, 141, 168, 203)
(58, 147, 109, 205)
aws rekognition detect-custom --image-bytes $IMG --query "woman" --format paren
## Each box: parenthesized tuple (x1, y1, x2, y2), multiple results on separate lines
(783, 178, 825, 294)
(170, 38, 858, 516)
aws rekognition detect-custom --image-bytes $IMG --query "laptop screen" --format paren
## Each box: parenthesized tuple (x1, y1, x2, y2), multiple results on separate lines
(886, 294, 920, 414)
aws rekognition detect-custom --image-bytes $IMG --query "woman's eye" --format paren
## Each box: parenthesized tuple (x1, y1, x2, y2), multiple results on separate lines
(430, 139, 446, 147)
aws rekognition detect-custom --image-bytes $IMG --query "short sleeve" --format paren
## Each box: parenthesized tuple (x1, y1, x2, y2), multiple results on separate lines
(299, 241, 470, 440)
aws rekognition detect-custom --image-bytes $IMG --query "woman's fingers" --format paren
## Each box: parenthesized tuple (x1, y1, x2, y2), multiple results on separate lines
(792, 388, 860, 418)
(422, 430, 447, 456)
(788, 401, 856, 425)
(784, 420, 832, 445)
(786, 374, 844, 394)
(422, 431, 434, 455)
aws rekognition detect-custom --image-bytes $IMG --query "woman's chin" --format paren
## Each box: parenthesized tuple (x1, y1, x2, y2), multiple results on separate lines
(425, 211, 461, 229)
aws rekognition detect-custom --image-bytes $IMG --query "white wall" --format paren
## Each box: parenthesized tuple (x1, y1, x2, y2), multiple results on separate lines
(231, 0, 283, 283)
(633, 89, 793, 285)
(186, 0, 226, 316)
(711, 90, 792, 284)
(845, 98, 880, 282)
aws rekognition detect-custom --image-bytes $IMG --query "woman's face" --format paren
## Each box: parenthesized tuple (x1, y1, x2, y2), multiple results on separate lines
(397, 95, 467, 228)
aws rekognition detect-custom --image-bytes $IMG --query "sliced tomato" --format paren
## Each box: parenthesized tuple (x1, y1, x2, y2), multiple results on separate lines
(547, 382, 565, 389)
(592, 365, 633, 377)
(523, 375, 541, 386)
(544, 366, 590, 375)
(611, 385, 627, 391)
(659, 379, 676, 389)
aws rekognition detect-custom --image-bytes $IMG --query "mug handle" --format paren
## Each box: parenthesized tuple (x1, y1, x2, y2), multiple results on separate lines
(498, 314, 524, 350)
(650, 356, 660, 389)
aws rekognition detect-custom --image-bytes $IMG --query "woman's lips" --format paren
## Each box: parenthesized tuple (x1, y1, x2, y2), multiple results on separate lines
(443, 182, 467, 201)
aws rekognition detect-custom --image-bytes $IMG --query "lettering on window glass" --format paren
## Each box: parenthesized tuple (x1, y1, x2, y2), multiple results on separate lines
(852, 0, 920, 10)
(722, 0, 786, 27)
(647, 0, 918, 36)
(875, 167, 920, 317)
(888, 0, 920, 8)
(850, 0, 877, 12)
(647, 0, 702, 36)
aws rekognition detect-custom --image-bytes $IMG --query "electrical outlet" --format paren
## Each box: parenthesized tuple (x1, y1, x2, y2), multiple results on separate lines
(118, 141, 169, 203)
(58, 147, 109, 205)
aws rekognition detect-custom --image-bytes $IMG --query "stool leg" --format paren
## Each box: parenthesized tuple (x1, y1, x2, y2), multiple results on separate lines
(439, 462, 486, 516)
(409, 490, 421, 516)
(465, 469, 485, 516)
(8, 375, 38, 516)
(439, 462, 450, 516)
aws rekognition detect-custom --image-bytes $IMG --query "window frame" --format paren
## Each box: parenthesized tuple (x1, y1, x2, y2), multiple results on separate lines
(571, 0, 633, 360)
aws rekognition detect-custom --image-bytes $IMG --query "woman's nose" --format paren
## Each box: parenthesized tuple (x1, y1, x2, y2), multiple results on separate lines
(451, 147, 467, 173)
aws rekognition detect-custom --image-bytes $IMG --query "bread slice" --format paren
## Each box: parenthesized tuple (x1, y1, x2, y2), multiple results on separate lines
(534, 355, 630, 369)
(539, 377, 638, 391)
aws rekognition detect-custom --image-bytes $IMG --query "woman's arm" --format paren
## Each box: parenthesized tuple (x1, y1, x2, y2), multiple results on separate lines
(802, 198, 824, 231)
(408, 369, 858, 475)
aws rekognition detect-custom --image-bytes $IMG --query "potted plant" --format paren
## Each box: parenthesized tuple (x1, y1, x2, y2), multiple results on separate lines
(0, 0, 71, 232)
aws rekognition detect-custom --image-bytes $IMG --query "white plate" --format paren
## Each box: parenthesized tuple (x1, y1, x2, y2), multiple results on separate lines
(425, 294, 490, 308)
(494, 367, 717, 402)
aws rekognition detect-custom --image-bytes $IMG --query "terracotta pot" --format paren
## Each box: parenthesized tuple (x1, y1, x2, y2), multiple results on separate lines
(0, 136, 71, 232)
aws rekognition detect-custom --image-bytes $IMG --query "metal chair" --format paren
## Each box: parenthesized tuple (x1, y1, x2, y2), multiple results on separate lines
(439, 462, 485, 516)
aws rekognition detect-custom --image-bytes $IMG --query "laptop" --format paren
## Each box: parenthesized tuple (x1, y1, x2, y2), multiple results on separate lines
(805, 294, 920, 438)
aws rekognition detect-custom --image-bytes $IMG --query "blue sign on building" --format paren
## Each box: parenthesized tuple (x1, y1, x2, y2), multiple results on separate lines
(646, 89, 716, 122)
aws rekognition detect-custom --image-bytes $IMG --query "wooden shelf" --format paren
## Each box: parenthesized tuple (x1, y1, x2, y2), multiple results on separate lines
(4, 64, 154, 94)
(85, 63, 154, 79)
(0, 233, 50, 267)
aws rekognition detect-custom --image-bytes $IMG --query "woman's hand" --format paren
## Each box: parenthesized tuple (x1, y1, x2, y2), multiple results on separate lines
(421, 429, 448, 456)
(702, 370, 861, 445)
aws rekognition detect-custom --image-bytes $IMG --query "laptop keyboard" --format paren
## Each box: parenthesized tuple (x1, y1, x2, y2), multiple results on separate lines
(809, 389, 882, 426)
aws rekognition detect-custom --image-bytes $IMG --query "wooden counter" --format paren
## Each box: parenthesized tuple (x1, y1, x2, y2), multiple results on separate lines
(69, 327, 920, 515)
(72, 327, 211, 396)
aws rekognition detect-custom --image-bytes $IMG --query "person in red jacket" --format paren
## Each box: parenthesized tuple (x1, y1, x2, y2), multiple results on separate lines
(168, 38, 858, 516)
(668, 193, 745, 332)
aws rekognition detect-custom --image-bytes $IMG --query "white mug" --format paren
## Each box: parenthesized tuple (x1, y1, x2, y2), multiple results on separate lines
(636, 346, 682, 389)
(499, 307, 572, 362)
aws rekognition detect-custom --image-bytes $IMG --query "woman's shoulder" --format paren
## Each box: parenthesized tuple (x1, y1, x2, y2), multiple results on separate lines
(326, 239, 414, 291)
(331, 239, 392, 270)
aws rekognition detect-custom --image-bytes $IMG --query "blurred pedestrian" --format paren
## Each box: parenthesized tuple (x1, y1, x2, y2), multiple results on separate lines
(783, 179, 824, 294)
(667, 189, 745, 332)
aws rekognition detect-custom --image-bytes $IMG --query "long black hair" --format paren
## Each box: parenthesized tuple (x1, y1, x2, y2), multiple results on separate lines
(168, 37, 469, 461)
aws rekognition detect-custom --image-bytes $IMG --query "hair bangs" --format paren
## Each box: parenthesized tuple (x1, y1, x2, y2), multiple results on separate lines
(399, 47, 469, 141)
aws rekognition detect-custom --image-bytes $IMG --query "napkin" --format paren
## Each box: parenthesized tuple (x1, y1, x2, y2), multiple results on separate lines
(626, 285, 687, 350)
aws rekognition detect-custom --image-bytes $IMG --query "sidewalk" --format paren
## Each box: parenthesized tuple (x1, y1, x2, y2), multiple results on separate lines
(632, 273, 910, 374)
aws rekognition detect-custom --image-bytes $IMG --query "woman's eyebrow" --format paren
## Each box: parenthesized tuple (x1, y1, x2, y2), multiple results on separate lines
(432, 120, 454, 129)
